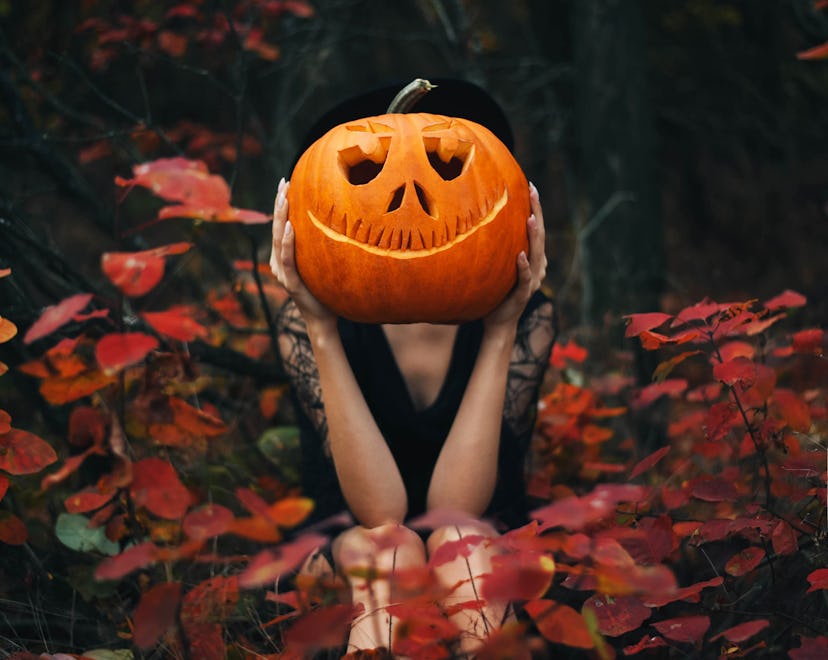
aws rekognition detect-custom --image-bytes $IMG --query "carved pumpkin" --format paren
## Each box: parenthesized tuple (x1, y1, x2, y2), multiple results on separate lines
(287, 111, 529, 323)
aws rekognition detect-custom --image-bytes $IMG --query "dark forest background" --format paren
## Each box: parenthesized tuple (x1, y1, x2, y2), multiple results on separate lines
(2, 0, 827, 337)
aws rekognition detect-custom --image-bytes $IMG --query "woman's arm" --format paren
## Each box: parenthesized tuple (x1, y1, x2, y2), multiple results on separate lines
(427, 183, 550, 516)
(272, 180, 408, 527)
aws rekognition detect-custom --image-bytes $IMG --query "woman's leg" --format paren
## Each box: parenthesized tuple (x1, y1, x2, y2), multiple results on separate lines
(333, 523, 427, 652)
(427, 521, 509, 656)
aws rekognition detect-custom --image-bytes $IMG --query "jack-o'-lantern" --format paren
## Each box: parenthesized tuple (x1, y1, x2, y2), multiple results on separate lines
(287, 80, 529, 323)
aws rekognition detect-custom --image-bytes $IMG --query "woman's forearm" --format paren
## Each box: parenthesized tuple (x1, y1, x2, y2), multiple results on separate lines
(426, 321, 517, 516)
(306, 318, 408, 527)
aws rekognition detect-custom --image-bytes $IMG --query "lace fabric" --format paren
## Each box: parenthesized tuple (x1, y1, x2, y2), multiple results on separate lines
(276, 297, 555, 446)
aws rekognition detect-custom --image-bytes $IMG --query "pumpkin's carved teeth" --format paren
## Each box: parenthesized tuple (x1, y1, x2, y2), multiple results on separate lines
(308, 189, 509, 258)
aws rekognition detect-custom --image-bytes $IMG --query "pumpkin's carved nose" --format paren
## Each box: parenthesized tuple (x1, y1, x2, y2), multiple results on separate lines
(386, 182, 433, 217)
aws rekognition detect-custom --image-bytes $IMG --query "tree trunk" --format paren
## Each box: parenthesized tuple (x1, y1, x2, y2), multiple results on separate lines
(571, 0, 663, 325)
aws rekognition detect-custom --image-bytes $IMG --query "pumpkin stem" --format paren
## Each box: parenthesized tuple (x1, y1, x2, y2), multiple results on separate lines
(387, 78, 436, 113)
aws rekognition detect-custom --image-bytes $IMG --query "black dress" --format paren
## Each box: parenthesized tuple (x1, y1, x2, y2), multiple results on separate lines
(276, 291, 556, 531)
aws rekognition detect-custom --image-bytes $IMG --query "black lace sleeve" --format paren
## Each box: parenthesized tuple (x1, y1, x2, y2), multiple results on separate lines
(503, 299, 557, 437)
(275, 299, 330, 453)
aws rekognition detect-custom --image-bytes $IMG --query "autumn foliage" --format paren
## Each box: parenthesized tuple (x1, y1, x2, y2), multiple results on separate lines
(1, 1, 827, 659)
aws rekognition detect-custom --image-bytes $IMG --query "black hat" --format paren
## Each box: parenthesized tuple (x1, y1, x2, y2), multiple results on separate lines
(293, 77, 514, 169)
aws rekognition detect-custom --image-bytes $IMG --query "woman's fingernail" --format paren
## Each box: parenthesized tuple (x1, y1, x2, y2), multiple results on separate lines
(519, 250, 528, 265)
(277, 177, 285, 194)
(528, 214, 537, 229)
(529, 181, 538, 196)
(285, 220, 293, 237)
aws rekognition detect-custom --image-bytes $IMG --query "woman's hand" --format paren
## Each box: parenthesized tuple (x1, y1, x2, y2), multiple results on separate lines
(270, 178, 335, 328)
(483, 182, 548, 331)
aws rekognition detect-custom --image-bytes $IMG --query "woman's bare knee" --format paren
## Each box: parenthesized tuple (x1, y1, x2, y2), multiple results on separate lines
(334, 523, 426, 571)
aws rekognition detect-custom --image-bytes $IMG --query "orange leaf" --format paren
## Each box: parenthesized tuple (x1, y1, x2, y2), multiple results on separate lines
(0, 410, 10, 435)
(133, 581, 182, 649)
(0, 316, 18, 343)
(524, 600, 594, 649)
(169, 397, 227, 436)
(797, 41, 828, 59)
(116, 158, 230, 207)
(23, 293, 93, 344)
(40, 369, 116, 405)
(267, 496, 314, 528)
(0, 428, 58, 475)
(96, 332, 159, 373)
(142, 307, 208, 341)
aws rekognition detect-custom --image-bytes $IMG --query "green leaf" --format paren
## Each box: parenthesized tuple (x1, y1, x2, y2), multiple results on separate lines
(55, 512, 119, 556)
(257, 426, 301, 484)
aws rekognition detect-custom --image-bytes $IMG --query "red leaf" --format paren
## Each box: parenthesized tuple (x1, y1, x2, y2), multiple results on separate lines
(0, 511, 28, 545)
(725, 547, 764, 577)
(95, 332, 159, 372)
(283, 604, 356, 654)
(101, 243, 191, 297)
(798, 41, 828, 59)
(429, 534, 487, 568)
(116, 158, 229, 206)
(713, 357, 756, 386)
(703, 401, 740, 441)
(238, 532, 328, 588)
(130, 457, 191, 519)
(64, 487, 116, 514)
(710, 619, 769, 643)
(133, 581, 182, 649)
(23, 293, 93, 344)
(792, 328, 824, 355)
(0, 474, 7, 502)
(142, 307, 208, 341)
(806, 568, 828, 593)
(583, 594, 651, 637)
(764, 289, 807, 310)
(651, 615, 710, 643)
(0, 428, 58, 475)
(790, 636, 828, 659)
(623, 633, 667, 655)
(623, 312, 673, 338)
(642, 576, 723, 607)
(629, 446, 670, 480)
(771, 520, 799, 556)
(95, 541, 158, 580)
(0, 410, 10, 435)
(630, 379, 687, 410)
(480, 552, 556, 601)
(181, 575, 239, 623)
(524, 600, 594, 649)
(182, 504, 234, 540)
(68, 405, 108, 448)
(532, 484, 649, 532)
(549, 339, 588, 368)
(690, 476, 738, 502)
(674, 299, 728, 324)
(772, 389, 811, 432)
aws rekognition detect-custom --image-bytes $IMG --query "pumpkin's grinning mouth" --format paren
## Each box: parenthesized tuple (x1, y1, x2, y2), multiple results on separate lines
(307, 189, 508, 258)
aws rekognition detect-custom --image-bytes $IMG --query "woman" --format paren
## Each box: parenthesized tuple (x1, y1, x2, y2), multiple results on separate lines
(271, 82, 556, 655)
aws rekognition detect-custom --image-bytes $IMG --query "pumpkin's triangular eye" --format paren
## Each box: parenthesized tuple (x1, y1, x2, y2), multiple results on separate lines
(423, 136, 474, 181)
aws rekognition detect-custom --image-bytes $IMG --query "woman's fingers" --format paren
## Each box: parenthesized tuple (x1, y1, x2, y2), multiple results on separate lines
(270, 178, 289, 283)
(527, 183, 547, 282)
